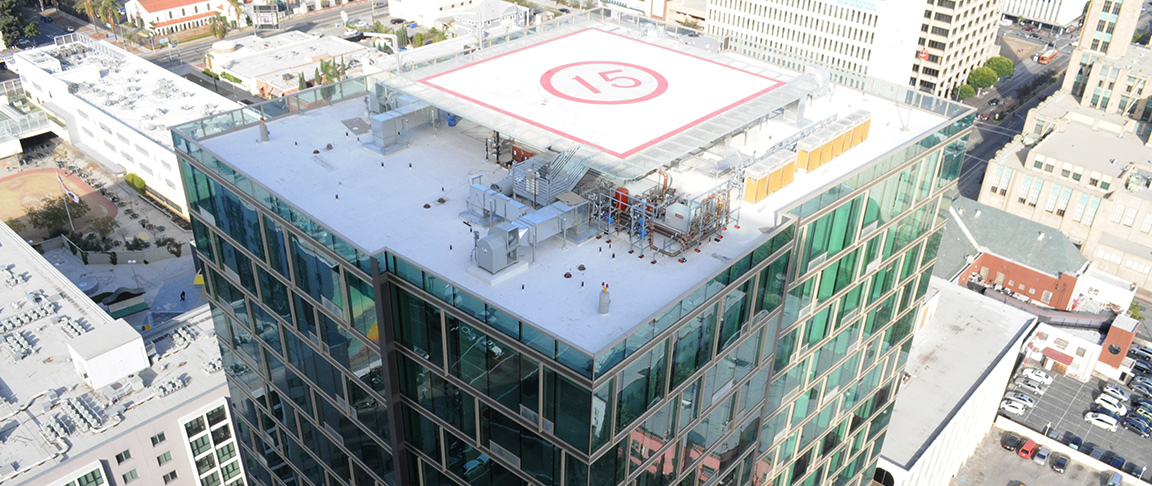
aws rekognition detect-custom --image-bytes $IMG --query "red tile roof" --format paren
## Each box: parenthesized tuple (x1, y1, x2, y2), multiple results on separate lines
(1043, 347, 1074, 366)
(152, 10, 215, 27)
(137, 0, 210, 13)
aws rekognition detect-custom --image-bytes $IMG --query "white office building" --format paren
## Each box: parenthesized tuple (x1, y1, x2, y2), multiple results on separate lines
(876, 278, 1036, 486)
(10, 34, 239, 218)
(912, 0, 1005, 97)
(0, 220, 243, 486)
(389, 0, 477, 26)
(706, 0, 922, 86)
(1002, 0, 1089, 30)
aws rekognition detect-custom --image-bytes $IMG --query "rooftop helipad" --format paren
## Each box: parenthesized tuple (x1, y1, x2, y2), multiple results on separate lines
(419, 28, 784, 158)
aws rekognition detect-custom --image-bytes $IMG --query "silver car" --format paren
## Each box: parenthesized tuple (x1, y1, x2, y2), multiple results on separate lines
(1004, 391, 1037, 408)
(1014, 377, 1047, 396)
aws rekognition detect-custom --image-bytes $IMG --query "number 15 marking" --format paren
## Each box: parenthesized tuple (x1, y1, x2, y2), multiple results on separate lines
(572, 69, 643, 94)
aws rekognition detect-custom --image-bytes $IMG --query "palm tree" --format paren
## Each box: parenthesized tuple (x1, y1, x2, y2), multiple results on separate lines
(227, 0, 243, 27)
(98, 0, 121, 29)
(74, 0, 99, 32)
(209, 14, 229, 40)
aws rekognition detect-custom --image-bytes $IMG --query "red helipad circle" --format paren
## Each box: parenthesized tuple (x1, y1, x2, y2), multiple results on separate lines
(540, 61, 668, 105)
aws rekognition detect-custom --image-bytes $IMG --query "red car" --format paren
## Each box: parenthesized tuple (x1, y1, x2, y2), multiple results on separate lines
(1018, 439, 1038, 459)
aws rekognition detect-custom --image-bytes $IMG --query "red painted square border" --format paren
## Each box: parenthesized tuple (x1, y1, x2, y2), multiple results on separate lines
(419, 28, 785, 159)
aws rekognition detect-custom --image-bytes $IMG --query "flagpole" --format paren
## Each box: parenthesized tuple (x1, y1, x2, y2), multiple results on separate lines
(57, 173, 75, 233)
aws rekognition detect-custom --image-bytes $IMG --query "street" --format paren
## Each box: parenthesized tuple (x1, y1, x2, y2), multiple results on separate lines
(956, 23, 1076, 199)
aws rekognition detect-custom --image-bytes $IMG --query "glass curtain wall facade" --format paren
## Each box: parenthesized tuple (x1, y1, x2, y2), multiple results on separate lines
(172, 38, 971, 485)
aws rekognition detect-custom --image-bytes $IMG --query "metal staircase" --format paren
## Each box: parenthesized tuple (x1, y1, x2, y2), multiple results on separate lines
(513, 147, 593, 206)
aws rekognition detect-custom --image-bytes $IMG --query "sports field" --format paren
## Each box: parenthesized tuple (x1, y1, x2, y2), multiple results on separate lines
(0, 168, 117, 235)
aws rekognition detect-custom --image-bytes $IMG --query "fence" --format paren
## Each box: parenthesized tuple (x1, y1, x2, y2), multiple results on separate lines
(37, 234, 190, 265)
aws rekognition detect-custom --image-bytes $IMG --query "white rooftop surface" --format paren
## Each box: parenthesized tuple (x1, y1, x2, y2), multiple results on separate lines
(421, 28, 784, 158)
(0, 223, 225, 485)
(881, 278, 1036, 468)
(65, 317, 138, 360)
(215, 33, 374, 89)
(15, 36, 240, 150)
(197, 28, 951, 354)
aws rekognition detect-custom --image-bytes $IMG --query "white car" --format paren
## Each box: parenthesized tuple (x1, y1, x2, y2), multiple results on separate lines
(1033, 447, 1050, 465)
(1095, 394, 1128, 416)
(1020, 368, 1054, 385)
(999, 19, 1013, 26)
(1004, 391, 1037, 408)
(1001, 399, 1027, 416)
(1103, 383, 1131, 402)
(1085, 412, 1119, 432)
(1014, 377, 1047, 396)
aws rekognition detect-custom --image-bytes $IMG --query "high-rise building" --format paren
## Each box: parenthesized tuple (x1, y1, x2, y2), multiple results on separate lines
(0, 222, 243, 486)
(911, 0, 1005, 98)
(173, 14, 971, 486)
(978, 0, 1152, 295)
(1063, 0, 1148, 112)
(705, 0, 923, 86)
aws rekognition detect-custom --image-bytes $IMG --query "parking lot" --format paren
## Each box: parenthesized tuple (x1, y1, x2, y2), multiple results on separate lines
(1004, 369, 1152, 481)
(951, 427, 1102, 486)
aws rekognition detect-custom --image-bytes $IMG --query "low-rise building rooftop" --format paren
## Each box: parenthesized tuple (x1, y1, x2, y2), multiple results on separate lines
(0, 221, 227, 485)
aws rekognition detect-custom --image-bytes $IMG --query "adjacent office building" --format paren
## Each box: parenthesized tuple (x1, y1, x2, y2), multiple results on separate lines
(1063, 0, 1149, 114)
(174, 12, 970, 486)
(705, 0, 922, 86)
(0, 221, 243, 486)
(911, 0, 1005, 98)
(11, 34, 239, 218)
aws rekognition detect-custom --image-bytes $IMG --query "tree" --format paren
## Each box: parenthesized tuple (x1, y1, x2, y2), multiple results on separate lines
(955, 84, 975, 99)
(227, 0, 243, 26)
(0, 0, 25, 45)
(413, 32, 424, 47)
(984, 56, 1015, 78)
(25, 196, 91, 234)
(73, 0, 98, 32)
(1131, 301, 1145, 320)
(98, 0, 120, 28)
(125, 172, 146, 193)
(298, 71, 307, 91)
(209, 13, 230, 40)
(967, 66, 998, 89)
(22, 22, 38, 40)
(90, 215, 119, 238)
(396, 25, 408, 47)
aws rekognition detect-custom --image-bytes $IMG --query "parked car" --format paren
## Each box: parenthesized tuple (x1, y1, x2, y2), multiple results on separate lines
(1133, 382, 1152, 396)
(1132, 405, 1152, 422)
(1033, 447, 1050, 466)
(1133, 397, 1152, 409)
(1126, 413, 1152, 430)
(1005, 391, 1037, 408)
(1124, 417, 1151, 438)
(1067, 435, 1081, 450)
(1086, 411, 1119, 432)
(989, 98, 1002, 106)
(1001, 399, 1028, 415)
(1017, 438, 1038, 459)
(65, 26, 74, 32)
(999, 18, 1013, 26)
(1133, 360, 1152, 375)
(39, 15, 51, 22)
(1014, 377, 1047, 396)
(558, 7, 570, 12)
(1096, 394, 1128, 416)
(1051, 454, 1069, 473)
(1002, 432, 1023, 452)
(390, 17, 406, 24)
(1109, 454, 1126, 469)
(1021, 368, 1054, 385)
(1104, 383, 1131, 402)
